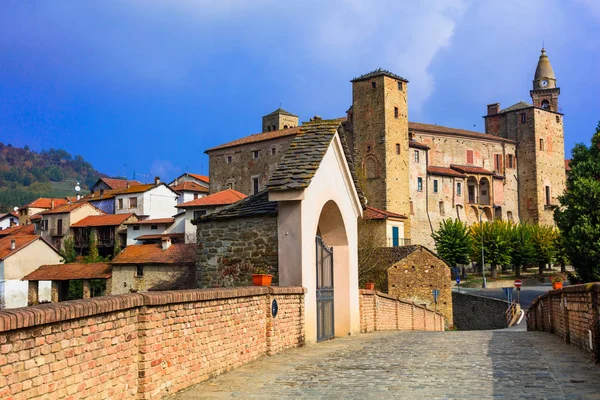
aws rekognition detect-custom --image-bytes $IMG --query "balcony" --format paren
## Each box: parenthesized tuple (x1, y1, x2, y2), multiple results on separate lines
(387, 238, 412, 247)
(51, 229, 64, 237)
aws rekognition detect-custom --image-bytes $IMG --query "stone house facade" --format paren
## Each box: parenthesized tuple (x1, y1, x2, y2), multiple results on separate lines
(39, 202, 104, 250)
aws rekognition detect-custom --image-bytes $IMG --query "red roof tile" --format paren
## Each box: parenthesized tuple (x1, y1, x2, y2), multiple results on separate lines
(112, 243, 195, 265)
(18, 198, 69, 211)
(450, 164, 494, 175)
(71, 214, 136, 227)
(363, 206, 407, 220)
(409, 122, 516, 144)
(41, 202, 101, 215)
(205, 126, 301, 152)
(428, 166, 466, 178)
(0, 225, 35, 237)
(186, 173, 210, 184)
(23, 263, 111, 281)
(170, 181, 209, 193)
(177, 189, 247, 208)
(127, 218, 174, 225)
(134, 233, 185, 241)
(81, 184, 157, 201)
(0, 235, 51, 260)
(98, 178, 143, 189)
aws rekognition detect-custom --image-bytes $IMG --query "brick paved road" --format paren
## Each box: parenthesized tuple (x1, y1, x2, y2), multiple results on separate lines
(169, 330, 600, 400)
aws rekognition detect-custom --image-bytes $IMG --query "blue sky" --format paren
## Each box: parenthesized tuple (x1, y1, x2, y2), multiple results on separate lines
(0, 0, 598, 183)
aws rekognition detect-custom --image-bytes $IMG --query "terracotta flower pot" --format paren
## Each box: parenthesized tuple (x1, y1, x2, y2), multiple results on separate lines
(552, 282, 563, 290)
(365, 282, 375, 290)
(252, 274, 273, 286)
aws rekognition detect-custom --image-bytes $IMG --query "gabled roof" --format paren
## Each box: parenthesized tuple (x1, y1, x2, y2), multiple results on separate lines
(450, 164, 494, 175)
(267, 119, 341, 192)
(499, 101, 532, 113)
(428, 166, 467, 178)
(40, 202, 100, 215)
(378, 245, 447, 267)
(23, 263, 111, 281)
(186, 173, 210, 184)
(363, 206, 407, 220)
(205, 126, 301, 153)
(351, 68, 408, 83)
(83, 184, 156, 201)
(409, 122, 516, 144)
(71, 213, 136, 228)
(0, 235, 59, 261)
(170, 181, 209, 193)
(18, 198, 69, 211)
(0, 212, 18, 220)
(264, 108, 298, 117)
(177, 189, 247, 208)
(198, 191, 277, 222)
(93, 178, 143, 190)
(127, 218, 174, 225)
(111, 243, 195, 265)
(0, 225, 35, 237)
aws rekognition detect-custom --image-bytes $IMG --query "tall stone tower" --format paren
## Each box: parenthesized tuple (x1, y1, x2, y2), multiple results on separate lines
(262, 108, 299, 132)
(350, 69, 411, 233)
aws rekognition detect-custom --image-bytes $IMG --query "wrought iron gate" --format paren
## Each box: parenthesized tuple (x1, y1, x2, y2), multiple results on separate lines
(316, 236, 334, 342)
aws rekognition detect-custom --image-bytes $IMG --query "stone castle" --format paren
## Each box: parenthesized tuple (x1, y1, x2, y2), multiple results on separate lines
(205, 48, 566, 249)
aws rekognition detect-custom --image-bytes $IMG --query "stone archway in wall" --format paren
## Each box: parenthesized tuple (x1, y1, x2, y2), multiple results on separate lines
(316, 200, 350, 339)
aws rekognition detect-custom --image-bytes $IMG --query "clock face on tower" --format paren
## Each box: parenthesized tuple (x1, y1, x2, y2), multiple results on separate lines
(541, 79, 548, 87)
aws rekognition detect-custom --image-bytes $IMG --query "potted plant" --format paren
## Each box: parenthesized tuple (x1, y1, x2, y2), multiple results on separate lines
(550, 274, 564, 290)
(252, 266, 273, 286)
(365, 282, 375, 290)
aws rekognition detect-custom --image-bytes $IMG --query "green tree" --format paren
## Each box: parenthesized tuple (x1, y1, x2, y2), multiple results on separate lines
(60, 236, 77, 263)
(85, 230, 101, 263)
(431, 219, 472, 269)
(470, 220, 512, 279)
(555, 122, 600, 282)
(530, 225, 557, 275)
(509, 223, 537, 278)
(113, 235, 122, 259)
(553, 232, 570, 273)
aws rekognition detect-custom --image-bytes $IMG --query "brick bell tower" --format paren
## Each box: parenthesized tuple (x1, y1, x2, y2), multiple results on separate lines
(530, 48, 560, 111)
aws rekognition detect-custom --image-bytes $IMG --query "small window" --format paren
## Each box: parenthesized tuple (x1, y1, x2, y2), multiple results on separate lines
(193, 210, 207, 220)
(43, 220, 48, 231)
(366, 145, 371, 152)
(439, 201, 445, 215)
(521, 113, 527, 123)
(394, 107, 399, 118)
(507, 154, 514, 169)
(272, 125, 276, 131)
(150, 224, 158, 230)
(226, 155, 232, 164)
(397, 81, 403, 91)
(193, 193, 199, 200)
(271, 147, 276, 155)
(545, 186, 551, 205)
(417, 177, 423, 191)
(414, 150, 419, 163)
(283, 125, 288, 129)
(252, 150, 259, 159)
(541, 99, 550, 110)
(457, 182, 462, 196)
(466, 150, 474, 164)
(252, 177, 260, 195)
(118, 198, 124, 210)
(556, 115, 560, 123)
(136, 265, 144, 277)
(507, 211, 513, 221)
(540, 139, 545, 151)
(133, 225, 140, 231)
(227, 182, 233, 190)
(129, 197, 137, 208)
(433, 180, 439, 193)
(396, 143, 400, 155)
(494, 154, 502, 172)
(371, 81, 376, 88)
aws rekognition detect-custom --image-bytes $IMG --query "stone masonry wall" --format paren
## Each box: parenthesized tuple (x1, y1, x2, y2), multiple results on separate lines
(452, 291, 510, 330)
(359, 289, 444, 333)
(196, 215, 278, 288)
(527, 283, 600, 362)
(0, 286, 305, 400)
(387, 247, 453, 327)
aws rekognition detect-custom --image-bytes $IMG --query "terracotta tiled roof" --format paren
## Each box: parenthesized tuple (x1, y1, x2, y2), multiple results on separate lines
(409, 141, 430, 150)
(0, 225, 35, 237)
(82, 184, 156, 201)
(199, 191, 277, 222)
(428, 166, 466, 178)
(23, 263, 111, 281)
(205, 126, 302, 152)
(18, 198, 69, 211)
(0, 235, 53, 260)
(71, 214, 136, 227)
(177, 189, 247, 208)
(30, 214, 42, 221)
(112, 243, 195, 265)
(96, 178, 143, 190)
(450, 164, 494, 175)
(127, 218, 174, 225)
(264, 108, 298, 117)
(41, 202, 100, 215)
(187, 173, 210, 184)
(565, 159, 571, 171)
(363, 206, 407, 220)
(170, 181, 209, 193)
(499, 101, 532, 114)
(134, 233, 185, 241)
(351, 69, 408, 83)
(0, 212, 18, 220)
(409, 122, 516, 144)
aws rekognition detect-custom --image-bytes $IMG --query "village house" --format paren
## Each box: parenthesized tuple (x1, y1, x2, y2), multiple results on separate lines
(169, 172, 210, 189)
(90, 177, 142, 192)
(70, 213, 138, 257)
(0, 235, 63, 308)
(125, 217, 185, 245)
(0, 212, 18, 230)
(171, 181, 209, 204)
(16, 197, 70, 225)
(39, 202, 104, 250)
(0, 224, 34, 239)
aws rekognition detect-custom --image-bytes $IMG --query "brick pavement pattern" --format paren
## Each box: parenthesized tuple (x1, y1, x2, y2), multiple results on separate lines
(170, 330, 600, 400)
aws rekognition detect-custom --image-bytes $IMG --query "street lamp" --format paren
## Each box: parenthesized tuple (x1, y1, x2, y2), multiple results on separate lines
(478, 206, 487, 289)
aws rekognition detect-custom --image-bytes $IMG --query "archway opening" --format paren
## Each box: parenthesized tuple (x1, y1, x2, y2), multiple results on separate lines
(479, 177, 490, 205)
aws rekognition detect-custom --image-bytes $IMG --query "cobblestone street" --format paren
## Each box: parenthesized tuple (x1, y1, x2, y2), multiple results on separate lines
(170, 330, 600, 400)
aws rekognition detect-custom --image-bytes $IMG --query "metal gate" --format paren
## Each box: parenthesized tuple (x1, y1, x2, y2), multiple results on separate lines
(316, 236, 334, 342)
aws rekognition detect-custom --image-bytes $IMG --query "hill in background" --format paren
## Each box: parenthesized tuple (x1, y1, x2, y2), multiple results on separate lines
(0, 143, 107, 212)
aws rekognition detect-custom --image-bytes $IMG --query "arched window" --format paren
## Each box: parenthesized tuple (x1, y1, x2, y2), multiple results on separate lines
(283, 125, 288, 129)
(365, 157, 379, 179)
(541, 100, 550, 110)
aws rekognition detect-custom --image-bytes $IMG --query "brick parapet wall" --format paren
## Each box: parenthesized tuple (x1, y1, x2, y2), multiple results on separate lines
(359, 289, 444, 333)
(527, 283, 600, 362)
(0, 286, 305, 400)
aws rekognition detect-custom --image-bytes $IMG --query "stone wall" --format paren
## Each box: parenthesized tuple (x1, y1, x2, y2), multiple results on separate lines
(359, 289, 444, 333)
(452, 291, 510, 330)
(527, 283, 600, 362)
(387, 246, 453, 326)
(196, 215, 278, 288)
(0, 286, 305, 400)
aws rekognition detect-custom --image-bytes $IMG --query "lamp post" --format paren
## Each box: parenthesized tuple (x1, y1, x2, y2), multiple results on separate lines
(478, 206, 487, 289)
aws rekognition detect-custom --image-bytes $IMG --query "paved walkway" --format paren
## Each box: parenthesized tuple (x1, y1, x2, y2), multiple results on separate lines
(169, 330, 600, 400)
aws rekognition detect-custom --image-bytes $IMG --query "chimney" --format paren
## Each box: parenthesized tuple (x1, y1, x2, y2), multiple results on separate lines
(10, 239, 16, 250)
(127, 182, 130, 189)
(312, 115, 322, 121)
(154, 176, 161, 186)
(161, 237, 171, 250)
(76, 193, 81, 201)
(487, 103, 500, 115)
(51, 199, 55, 209)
